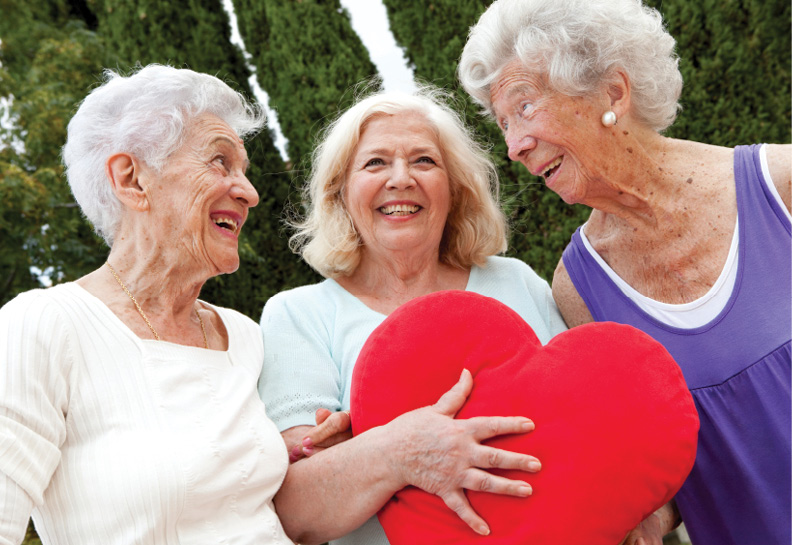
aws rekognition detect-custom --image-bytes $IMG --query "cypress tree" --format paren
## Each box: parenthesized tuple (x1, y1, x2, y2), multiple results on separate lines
(231, 0, 378, 168)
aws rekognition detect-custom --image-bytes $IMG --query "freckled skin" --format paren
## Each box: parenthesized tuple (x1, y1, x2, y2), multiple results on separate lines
(489, 61, 785, 307)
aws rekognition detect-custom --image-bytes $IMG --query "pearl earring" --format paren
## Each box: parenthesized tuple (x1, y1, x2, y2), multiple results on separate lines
(601, 111, 617, 127)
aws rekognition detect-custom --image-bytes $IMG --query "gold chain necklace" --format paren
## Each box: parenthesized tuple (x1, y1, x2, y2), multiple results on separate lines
(106, 262, 208, 349)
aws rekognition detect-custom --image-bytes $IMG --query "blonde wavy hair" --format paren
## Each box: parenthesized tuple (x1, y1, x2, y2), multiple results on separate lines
(290, 87, 508, 279)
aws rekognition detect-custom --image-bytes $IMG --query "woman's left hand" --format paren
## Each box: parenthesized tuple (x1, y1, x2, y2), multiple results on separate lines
(289, 409, 352, 462)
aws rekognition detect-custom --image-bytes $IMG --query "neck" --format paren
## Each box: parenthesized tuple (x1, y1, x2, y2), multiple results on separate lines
(339, 247, 467, 310)
(581, 131, 694, 231)
(104, 229, 209, 320)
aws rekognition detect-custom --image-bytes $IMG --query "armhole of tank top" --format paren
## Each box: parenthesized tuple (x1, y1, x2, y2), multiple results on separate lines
(759, 144, 792, 223)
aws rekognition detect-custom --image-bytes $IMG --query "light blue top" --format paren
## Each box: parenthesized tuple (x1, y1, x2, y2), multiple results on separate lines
(258, 255, 567, 545)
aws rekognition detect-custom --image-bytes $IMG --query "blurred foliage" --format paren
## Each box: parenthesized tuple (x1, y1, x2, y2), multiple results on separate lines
(0, 0, 111, 307)
(232, 0, 378, 166)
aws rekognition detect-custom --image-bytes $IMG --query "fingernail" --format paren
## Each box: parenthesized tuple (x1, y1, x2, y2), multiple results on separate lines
(302, 437, 313, 448)
(289, 445, 302, 462)
(519, 484, 532, 496)
(528, 459, 541, 472)
(522, 420, 535, 431)
(477, 524, 490, 536)
(302, 446, 315, 456)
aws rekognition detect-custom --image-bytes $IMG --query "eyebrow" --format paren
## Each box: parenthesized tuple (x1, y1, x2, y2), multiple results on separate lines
(208, 135, 250, 171)
(357, 146, 440, 157)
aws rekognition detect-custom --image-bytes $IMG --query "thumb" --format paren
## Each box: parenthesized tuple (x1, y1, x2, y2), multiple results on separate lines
(433, 369, 473, 417)
(314, 408, 332, 426)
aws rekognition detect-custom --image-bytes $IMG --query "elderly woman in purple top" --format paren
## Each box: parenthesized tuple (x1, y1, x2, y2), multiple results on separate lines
(459, 0, 791, 544)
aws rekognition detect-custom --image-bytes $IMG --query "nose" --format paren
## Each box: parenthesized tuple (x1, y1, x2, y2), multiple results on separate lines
(232, 172, 260, 208)
(506, 130, 537, 163)
(385, 159, 416, 190)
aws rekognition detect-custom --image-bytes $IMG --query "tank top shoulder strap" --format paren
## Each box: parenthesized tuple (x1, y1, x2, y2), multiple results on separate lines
(734, 144, 791, 235)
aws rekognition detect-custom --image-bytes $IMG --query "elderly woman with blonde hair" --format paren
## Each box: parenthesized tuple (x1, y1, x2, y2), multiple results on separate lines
(259, 88, 567, 545)
(459, 1, 791, 544)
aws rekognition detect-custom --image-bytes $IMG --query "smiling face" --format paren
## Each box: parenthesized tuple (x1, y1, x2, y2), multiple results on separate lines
(343, 111, 452, 264)
(490, 61, 616, 205)
(142, 114, 258, 275)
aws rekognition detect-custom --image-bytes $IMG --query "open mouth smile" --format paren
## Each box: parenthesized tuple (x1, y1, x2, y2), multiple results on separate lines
(212, 216, 239, 234)
(379, 204, 422, 216)
(541, 156, 563, 179)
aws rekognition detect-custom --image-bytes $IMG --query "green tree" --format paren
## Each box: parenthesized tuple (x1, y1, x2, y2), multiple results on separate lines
(0, 0, 112, 307)
(232, 0, 378, 167)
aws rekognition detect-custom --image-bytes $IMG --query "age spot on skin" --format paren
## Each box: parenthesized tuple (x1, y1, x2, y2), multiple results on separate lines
(627, 147, 633, 154)
(623, 131, 629, 136)
(686, 178, 693, 184)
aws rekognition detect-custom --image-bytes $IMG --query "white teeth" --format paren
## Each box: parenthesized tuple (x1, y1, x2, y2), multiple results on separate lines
(541, 157, 563, 177)
(212, 217, 238, 232)
(379, 204, 421, 216)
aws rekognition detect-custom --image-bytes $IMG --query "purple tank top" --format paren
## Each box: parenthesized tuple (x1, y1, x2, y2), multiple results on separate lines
(562, 145, 791, 545)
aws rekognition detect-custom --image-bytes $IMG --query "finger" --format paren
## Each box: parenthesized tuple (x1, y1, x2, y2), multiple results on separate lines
(440, 490, 490, 536)
(461, 468, 533, 497)
(304, 411, 351, 447)
(289, 443, 305, 463)
(433, 369, 473, 417)
(466, 415, 534, 441)
(471, 446, 542, 473)
(314, 408, 332, 426)
(314, 430, 353, 449)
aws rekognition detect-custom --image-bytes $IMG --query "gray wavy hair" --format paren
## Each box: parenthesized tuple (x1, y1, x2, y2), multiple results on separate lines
(290, 86, 508, 279)
(458, 0, 682, 132)
(62, 64, 266, 245)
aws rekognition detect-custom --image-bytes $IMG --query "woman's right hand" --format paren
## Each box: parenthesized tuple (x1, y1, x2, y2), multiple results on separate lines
(384, 369, 540, 536)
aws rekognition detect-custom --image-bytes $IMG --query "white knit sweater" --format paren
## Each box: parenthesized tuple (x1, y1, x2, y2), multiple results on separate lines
(0, 283, 293, 545)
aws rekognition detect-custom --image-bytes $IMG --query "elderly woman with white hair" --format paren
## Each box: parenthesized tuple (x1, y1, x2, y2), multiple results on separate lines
(0, 66, 551, 545)
(459, 1, 791, 544)
(258, 88, 567, 545)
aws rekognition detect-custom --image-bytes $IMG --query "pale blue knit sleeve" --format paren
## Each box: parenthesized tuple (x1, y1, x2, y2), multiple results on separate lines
(258, 285, 343, 432)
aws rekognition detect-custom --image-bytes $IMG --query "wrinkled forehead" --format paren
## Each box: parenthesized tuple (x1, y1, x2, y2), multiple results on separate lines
(489, 61, 548, 115)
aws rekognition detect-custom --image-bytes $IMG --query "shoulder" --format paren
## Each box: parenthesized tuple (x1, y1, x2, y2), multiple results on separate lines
(763, 143, 791, 212)
(479, 255, 546, 285)
(1, 284, 79, 332)
(0, 285, 81, 372)
(552, 259, 593, 327)
(260, 280, 340, 331)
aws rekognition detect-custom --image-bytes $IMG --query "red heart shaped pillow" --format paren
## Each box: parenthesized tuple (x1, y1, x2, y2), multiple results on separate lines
(351, 290, 698, 544)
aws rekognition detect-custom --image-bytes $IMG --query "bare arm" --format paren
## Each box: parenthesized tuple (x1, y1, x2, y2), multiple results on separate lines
(552, 260, 594, 327)
(620, 502, 681, 545)
(274, 370, 540, 544)
(765, 144, 791, 213)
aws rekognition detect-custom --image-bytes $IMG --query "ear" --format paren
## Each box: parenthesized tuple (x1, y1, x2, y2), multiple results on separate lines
(106, 153, 149, 212)
(604, 69, 632, 120)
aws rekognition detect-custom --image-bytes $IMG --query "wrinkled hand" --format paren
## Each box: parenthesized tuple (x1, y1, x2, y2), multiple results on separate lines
(287, 409, 352, 462)
(385, 369, 540, 536)
(620, 503, 678, 545)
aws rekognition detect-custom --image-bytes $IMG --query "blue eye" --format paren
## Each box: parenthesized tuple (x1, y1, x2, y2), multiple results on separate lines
(522, 102, 533, 113)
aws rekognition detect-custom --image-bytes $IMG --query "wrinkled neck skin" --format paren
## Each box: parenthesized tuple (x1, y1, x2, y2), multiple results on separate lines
(581, 121, 687, 233)
(82, 214, 213, 326)
(338, 244, 468, 314)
